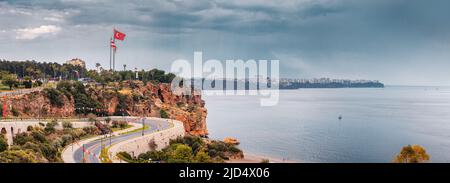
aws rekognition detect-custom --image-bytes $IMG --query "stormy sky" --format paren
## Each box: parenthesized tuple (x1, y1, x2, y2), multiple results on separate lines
(1, 0, 450, 85)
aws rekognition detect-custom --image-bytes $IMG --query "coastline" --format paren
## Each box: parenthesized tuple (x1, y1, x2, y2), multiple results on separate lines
(227, 153, 297, 163)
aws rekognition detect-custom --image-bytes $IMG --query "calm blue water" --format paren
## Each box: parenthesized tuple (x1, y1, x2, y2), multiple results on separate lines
(203, 86, 450, 163)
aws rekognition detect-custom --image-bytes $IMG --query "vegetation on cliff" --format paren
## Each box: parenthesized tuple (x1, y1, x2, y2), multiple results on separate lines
(0, 135, 8, 152)
(0, 117, 130, 163)
(0, 60, 176, 86)
(117, 136, 243, 163)
(0, 59, 207, 136)
(0, 120, 102, 163)
(0, 60, 85, 80)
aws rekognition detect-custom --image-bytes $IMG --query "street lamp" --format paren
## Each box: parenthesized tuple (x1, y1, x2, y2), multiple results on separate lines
(141, 117, 145, 136)
(135, 68, 138, 80)
(109, 128, 112, 146)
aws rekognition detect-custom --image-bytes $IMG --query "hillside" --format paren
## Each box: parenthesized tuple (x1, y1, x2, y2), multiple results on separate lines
(1, 80, 208, 136)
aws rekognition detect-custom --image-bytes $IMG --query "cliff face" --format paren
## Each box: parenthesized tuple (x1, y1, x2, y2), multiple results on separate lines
(1, 81, 208, 136)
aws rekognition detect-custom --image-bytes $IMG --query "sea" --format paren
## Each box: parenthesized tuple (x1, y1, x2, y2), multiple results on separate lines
(203, 86, 450, 163)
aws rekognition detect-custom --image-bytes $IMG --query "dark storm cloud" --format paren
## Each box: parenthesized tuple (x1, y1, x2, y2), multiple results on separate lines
(1, 0, 450, 85)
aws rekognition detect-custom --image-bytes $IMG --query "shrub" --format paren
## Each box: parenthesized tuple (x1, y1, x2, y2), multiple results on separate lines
(0, 149, 40, 163)
(44, 88, 64, 107)
(13, 133, 33, 146)
(160, 109, 169, 119)
(23, 80, 32, 88)
(31, 131, 47, 143)
(117, 151, 135, 163)
(83, 126, 99, 135)
(138, 151, 167, 162)
(194, 151, 212, 163)
(51, 137, 64, 149)
(62, 121, 73, 129)
(61, 134, 73, 146)
(132, 92, 142, 102)
(167, 144, 193, 163)
(0, 136, 8, 152)
(94, 121, 111, 135)
(11, 107, 19, 117)
(40, 143, 58, 161)
(105, 117, 112, 124)
(393, 144, 430, 163)
(44, 120, 58, 134)
(69, 129, 86, 140)
(112, 121, 128, 129)
(228, 146, 242, 153)
(21, 142, 42, 154)
(36, 80, 43, 86)
(87, 113, 97, 123)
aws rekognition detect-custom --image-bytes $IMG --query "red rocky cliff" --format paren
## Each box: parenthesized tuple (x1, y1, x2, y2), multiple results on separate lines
(0, 81, 208, 136)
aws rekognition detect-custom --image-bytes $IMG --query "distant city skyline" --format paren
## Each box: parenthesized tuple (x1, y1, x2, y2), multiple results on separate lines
(1, 0, 450, 86)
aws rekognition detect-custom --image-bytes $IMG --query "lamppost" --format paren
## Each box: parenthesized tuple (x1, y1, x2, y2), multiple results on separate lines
(135, 68, 138, 80)
(141, 117, 145, 136)
(101, 133, 103, 149)
(82, 144, 85, 163)
(109, 128, 112, 146)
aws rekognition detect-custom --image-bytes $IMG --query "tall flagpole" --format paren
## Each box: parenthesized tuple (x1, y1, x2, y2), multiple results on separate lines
(113, 28, 116, 71)
(113, 37, 116, 71)
(109, 37, 112, 71)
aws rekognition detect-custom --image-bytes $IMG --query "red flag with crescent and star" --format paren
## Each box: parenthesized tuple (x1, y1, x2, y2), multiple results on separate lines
(114, 29, 126, 41)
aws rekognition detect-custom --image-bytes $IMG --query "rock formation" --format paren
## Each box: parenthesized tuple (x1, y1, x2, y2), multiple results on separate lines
(0, 81, 208, 136)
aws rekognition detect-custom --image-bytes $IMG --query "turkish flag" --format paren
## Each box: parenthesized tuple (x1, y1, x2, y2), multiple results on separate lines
(110, 39, 116, 49)
(114, 29, 126, 41)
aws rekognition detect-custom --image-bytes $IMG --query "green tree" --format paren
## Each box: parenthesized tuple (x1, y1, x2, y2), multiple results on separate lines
(168, 144, 193, 163)
(23, 76, 33, 88)
(62, 121, 73, 129)
(393, 144, 430, 163)
(1, 74, 18, 90)
(44, 88, 64, 107)
(0, 149, 41, 163)
(194, 151, 212, 163)
(105, 117, 112, 124)
(0, 135, 8, 152)
(160, 109, 169, 119)
(44, 120, 59, 134)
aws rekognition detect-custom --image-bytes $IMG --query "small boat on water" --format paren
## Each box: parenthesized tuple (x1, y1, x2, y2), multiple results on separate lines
(338, 115, 343, 120)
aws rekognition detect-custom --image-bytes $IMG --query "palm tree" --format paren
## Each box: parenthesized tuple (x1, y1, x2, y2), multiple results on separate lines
(123, 64, 127, 71)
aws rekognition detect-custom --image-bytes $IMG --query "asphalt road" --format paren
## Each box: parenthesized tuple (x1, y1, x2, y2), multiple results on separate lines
(73, 117, 169, 163)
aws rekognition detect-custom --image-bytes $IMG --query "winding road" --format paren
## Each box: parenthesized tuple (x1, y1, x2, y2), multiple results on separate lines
(2, 88, 177, 163)
(71, 117, 170, 163)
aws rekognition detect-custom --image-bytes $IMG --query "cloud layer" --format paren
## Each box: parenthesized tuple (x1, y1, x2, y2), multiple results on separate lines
(1, 0, 450, 85)
(15, 25, 61, 40)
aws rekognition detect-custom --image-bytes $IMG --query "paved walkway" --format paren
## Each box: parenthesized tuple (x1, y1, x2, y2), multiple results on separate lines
(61, 117, 144, 163)
(72, 117, 170, 163)
(109, 118, 184, 163)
